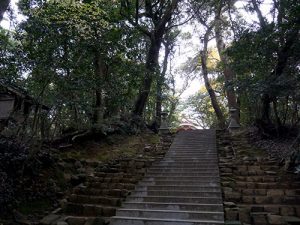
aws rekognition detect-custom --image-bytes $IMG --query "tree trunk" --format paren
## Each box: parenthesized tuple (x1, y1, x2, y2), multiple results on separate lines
(201, 27, 226, 129)
(0, 0, 9, 22)
(132, 0, 179, 117)
(201, 52, 226, 129)
(251, 0, 267, 28)
(215, 8, 239, 122)
(261, 93, 271, 124)
(93, 51, 106, 126)
(155, 39, 171, 126)
(133, 37, 162, 116)
(272, 99, 282, 135)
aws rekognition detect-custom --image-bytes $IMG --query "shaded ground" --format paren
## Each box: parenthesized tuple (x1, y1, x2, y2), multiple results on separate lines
(0, 131, 160, 224)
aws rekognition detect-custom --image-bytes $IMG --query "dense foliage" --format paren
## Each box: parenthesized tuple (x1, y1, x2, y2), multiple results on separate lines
(0, 0, 299, 136)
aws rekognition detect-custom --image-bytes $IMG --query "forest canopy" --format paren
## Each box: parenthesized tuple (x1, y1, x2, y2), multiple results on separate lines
(0, 0, 299, 138)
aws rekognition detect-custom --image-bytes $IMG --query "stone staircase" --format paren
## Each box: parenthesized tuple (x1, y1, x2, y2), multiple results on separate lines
(41, 133, 173, 225)
(218, 131, 300, 225)
(110, 130, 225, 225)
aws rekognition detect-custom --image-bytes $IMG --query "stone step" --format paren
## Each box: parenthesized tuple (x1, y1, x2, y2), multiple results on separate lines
(166, 153, 217, 155)
(89, 182, 136, 190)
(146, 171, 220, 175)
(115, 208, 224, 221)
(130, 190, 222, 198)
(125, 196, 222, 204)
(73, 187, 130, 198)
(150, 166, 218, 169)
(138, 180, 220, 186)
(165, 153, 218, 156)
(163, 157, 219, 160)
(142, 176, 220, 182)
(87, 177, 138, 183)
(135, 185, 222, 192)
(158, 160, 219, 163)
(144, 172, 220, 180)
(110, 216, 224, 225)
(64, 216, 108, 225)
(165, 152, 217, 155)
(122, 202, 224, 211)
(154, 162, 218, 166)
(63, 202, 116, 217)
(93, 172, 131, 178)
(68, 194, 121, 206)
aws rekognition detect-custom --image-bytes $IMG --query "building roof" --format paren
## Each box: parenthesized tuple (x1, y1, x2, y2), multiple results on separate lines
(0, 80, 50, 110)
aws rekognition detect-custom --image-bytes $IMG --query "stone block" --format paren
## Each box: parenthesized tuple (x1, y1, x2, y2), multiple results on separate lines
(280, 206, 295, 216)
(285, 190, 296, 196)
(41, 214, 61, 225)
(295, 207, 300, 217)
(256, 170, 264, 175)
(102, 207, 116, 217)
(221, 168, 233, 173)
(243, 189, 254, 195)
(251, 213, 268, 225)
(263, 177, 277, 182)
(225, 208, 239, 220)
(264, 206, 280, 214)
(83, 205, 97, 216)
(66, 217, 86, 225)
(57, 222, 68, 225)
(248, 170, 257, 176)
(255, 196, 271, 204)
(242, 196, 253, 204)
(248, 166, 261, 171)
(224, 202, 237, 208)
(257, 183, 268, 189)
(225, 192, 241, 201)
(246, 183, 256, 188)
(239, 209, 251, 224)
(251, 206, 264, 212)
(267, 189, 284, 196)
(254, 189, 267, 195)
(271, 195, 283, 204)
(267, 214, 284, 225)
(84, 218, 105, 225)
(240, 171, 249, 176)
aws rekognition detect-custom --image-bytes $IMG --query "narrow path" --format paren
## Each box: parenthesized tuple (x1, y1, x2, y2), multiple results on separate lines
(111, 130, 224, 225)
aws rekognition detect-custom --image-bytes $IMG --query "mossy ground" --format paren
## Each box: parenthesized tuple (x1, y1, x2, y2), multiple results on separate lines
(13, 132, 159, 217)
(61, 133, 159, 162)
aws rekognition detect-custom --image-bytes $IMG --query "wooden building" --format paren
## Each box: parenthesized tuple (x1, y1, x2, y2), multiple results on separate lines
(0, 82, 49, 131)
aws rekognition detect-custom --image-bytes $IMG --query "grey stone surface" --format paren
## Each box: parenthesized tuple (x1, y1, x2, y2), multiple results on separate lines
(110, 130, 224, 225)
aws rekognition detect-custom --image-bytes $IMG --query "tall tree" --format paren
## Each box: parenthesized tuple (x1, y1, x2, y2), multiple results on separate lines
(121, 0, 180, 116)
(214, 0, 239, 122)
(200, 25, 226, 128)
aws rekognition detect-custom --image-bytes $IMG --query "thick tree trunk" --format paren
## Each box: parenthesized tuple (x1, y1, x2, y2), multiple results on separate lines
(132, 0, 179, 117)
(133, 37, 162, 116)
(93, 51, 106, 126)
(215, 10, 239, 122)
(0, 0, 10, 22)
